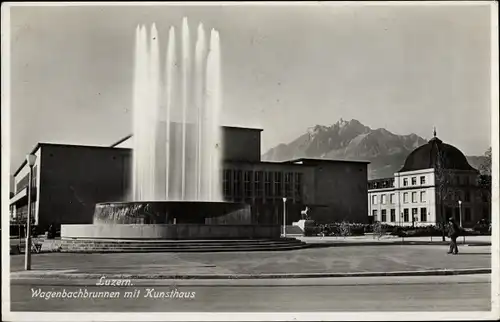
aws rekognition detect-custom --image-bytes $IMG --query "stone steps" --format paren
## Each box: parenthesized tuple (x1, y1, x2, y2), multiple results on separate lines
(60, 238, 309, 253)
(61, 237, 299, 243)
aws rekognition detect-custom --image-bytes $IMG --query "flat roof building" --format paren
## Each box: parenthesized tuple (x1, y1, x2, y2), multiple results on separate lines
(11, 126, 370, 232)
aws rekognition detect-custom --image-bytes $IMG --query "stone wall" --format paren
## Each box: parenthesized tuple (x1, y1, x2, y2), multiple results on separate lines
(61, 224, 281, 240)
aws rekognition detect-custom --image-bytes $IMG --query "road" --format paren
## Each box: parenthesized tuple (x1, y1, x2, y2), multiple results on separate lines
(10, 245, 491, 276)
(9, 274, 491, 312)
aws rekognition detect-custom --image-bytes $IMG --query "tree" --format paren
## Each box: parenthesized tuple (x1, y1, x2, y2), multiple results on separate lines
(478, 147, 492, 176)
(478, 174, 492, 222)
(434, 148, 460, 241)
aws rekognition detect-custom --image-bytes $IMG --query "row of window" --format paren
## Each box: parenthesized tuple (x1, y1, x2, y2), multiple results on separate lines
(15, 166, 38, 193)
(402, 176, 426, 187)
(372, 191, 427, 205)
(443, 206, 477, 223)
(222, 170, 303, 201)
(372, 189, 486, 205)
(373, 208, 428, 223)
(402, 175, 476, 187)
(372, 207, 475, 223)
(369, 179, 395, 189)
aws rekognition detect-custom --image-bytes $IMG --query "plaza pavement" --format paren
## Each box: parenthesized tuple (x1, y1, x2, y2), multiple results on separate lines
(8, 242, 493, 312)
(10, 234, 492, 254)
(10, 243, 491, 280)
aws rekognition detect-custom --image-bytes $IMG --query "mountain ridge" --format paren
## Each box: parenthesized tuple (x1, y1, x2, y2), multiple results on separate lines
(262, 118, 486, 179)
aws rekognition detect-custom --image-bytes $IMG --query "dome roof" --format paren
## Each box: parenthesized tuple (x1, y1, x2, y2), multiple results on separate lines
(399, 136, 477, 172)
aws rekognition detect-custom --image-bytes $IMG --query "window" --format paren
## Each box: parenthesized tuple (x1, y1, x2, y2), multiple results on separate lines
(420, 176, 426, 185)
(381, 209, 387, 222)
(420, 191, 426, 203)
(284, 173, 293, 198)
(403, 192, 409, 203)
(420, 208, 427, 222)
(234, 170, 242, 198)
(403, 178, 408, 186)
(372, 195, 378, 205)
(412, 208, 418, 222)
(390, 209, 396, 222)
(16, 168, 37, 192)
(454, 207, 460, 222)
(483, 206, 489, 219)
(244, 171, 252, 198)
(464, 191, 470, 202)
(464, 176, 470, 185)
(403, 209, 409, 222)
(412, 192, 417, 203)
(254, 171, 263, 197)
(372, 210, 378, 221)
(274, 172, 282, 197)
(482, 192, 488, 203)
(411, 177, 417, 185)
(381, 194, 386, 204)
(445, 207, 452, 219)
(390, 194, 395, 204)
(223, 169, 232, 199)
(464, 208, 471, 222)
(264, 172, 272, 197)
(294, 173, 302, 201)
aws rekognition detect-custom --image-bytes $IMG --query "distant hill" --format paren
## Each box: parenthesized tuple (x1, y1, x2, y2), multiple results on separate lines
(262, 118, 487, 179)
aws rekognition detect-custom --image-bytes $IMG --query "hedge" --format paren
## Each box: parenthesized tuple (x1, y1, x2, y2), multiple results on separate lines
(303, 222, 491, 237)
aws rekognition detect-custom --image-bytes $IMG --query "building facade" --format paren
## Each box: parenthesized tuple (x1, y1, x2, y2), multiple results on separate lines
(368, 135, 491, 227)
(11, 126, 370, 232)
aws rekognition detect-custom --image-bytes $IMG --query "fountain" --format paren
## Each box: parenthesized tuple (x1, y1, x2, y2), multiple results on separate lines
(59, 18, 304, 251)
(132, 19, 223, 202)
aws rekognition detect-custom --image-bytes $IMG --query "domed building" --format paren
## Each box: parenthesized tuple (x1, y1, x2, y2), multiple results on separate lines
(367, 130, 490, 228)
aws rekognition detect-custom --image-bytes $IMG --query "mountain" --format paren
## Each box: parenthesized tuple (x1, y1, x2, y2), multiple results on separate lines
(466, 155, 489, 174)
(262, 119, 428, 179)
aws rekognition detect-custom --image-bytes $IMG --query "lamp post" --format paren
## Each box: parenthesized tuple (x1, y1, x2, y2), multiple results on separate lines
(458, 200, 465, 244)
(25, 154, 37, 271)
(282, 197, 287, 238)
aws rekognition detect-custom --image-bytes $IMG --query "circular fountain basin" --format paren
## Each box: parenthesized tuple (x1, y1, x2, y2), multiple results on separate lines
(61, 201, 281, 241)
(92, 201, 251, 225)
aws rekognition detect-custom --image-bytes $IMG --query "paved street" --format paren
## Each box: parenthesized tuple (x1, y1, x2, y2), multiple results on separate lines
(10, 274, 490, 311)
(10, 245, 491, 276)
(8, 244, 492, 312)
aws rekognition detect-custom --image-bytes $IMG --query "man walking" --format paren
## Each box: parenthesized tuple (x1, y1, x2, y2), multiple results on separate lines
(447, 217, 460, 255)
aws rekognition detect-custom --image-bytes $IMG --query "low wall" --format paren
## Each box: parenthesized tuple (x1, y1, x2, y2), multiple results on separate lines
(61, 224, 281, 240)
(93, 201, 252, 225)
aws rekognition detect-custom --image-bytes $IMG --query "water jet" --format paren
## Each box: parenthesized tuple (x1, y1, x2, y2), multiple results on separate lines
(60, 18, 299, 252)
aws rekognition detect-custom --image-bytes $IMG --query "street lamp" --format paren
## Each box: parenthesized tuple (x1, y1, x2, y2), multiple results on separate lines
(458, 200, 465, 244)
(25, 153, 37, 271)
(282, 197, 287, 238)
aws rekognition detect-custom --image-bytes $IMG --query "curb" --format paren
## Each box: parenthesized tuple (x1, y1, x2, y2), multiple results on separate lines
(10, 242, 490, 254)
(11, 268, 491, 280)
(306, 241, 491, 248)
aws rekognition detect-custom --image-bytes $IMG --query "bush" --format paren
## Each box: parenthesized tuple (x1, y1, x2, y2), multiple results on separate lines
(309, 222, 366, 237)
(303, 221, 491, 238)
(304, 225, 321, 237)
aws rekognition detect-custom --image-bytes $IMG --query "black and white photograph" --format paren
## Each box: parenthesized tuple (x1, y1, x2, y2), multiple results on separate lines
(2, 1, 498, 321)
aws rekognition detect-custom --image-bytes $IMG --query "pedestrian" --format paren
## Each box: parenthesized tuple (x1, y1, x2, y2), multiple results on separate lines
(447, 217, 460, 255)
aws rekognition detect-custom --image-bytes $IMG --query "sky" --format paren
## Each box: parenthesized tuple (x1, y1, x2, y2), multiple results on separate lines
(7, 3, 493, 174)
